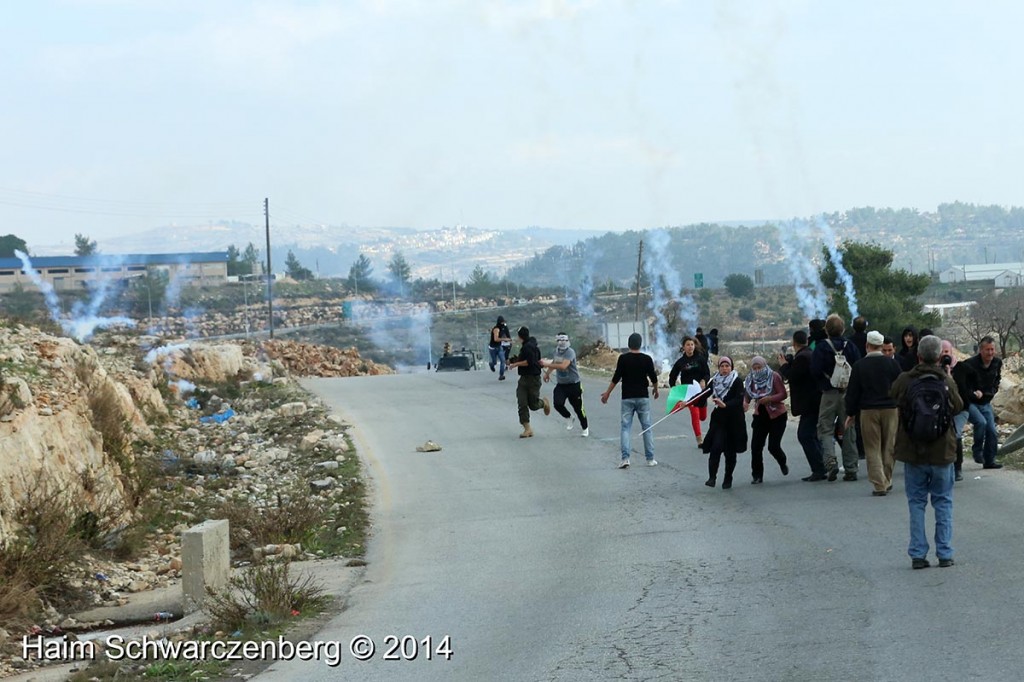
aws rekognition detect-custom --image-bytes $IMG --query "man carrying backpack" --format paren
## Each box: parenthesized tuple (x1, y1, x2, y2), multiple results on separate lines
(810, 314, 862, 481)
(889, 335, 963, 569)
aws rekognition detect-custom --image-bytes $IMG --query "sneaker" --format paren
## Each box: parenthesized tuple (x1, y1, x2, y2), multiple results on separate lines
(983, 463, 1004, 469)
(780, 462, 789, 476)
(871, 490, 887, 497)
(722, 478, 733, 490)
(618, 459, 630, 469)
(843, 472, 858, 482)
(802, 473, 827, 482)
(695, 434, 703, 447)
(581, 427, 589, 437)
(751, 477, 763, 484)
(955, 471, 963, 482)
(565, 416, 574, 431)
(938, 558, 955, 568)
(973, 453, 984, 464)
(912, 557, 930, 570)
(647, 459, 658, 467)
(542, 397, 551, 416)
(827, 469, 838, 482)
(519, 424, 534, 439)
(704, 478, 716, 487)
(489, 363, 495, 372)
(499, 375, 506, 381)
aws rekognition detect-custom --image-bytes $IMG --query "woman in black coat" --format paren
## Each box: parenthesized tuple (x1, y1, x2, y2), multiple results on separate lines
(701, 356, 748, 489)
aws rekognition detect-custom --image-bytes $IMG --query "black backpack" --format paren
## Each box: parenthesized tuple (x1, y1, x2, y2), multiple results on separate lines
(900, 374, 953, 442)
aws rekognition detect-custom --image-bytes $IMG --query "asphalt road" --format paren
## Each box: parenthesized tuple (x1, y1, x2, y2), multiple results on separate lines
(255, 368, 1024, 682)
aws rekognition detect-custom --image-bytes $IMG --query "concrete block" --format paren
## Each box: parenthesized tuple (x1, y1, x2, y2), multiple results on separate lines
(181, 519, 230, 614)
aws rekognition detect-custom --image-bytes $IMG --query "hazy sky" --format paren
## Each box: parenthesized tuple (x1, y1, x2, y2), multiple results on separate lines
(3, 0, 1023, 245)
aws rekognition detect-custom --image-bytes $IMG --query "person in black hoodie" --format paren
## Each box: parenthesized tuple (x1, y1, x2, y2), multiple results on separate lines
(669, 336, 711, 446)
(897, 326, 919, 372)
(507, 326, 550, 438)
(811, 314, 862, 481)
(779, 330, 826, 481)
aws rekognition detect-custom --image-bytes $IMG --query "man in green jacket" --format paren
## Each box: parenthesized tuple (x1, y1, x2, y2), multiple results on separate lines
(890, 335, 964, 570)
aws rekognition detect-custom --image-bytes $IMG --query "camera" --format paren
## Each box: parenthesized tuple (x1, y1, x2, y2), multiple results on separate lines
(941, 355, 953, 367)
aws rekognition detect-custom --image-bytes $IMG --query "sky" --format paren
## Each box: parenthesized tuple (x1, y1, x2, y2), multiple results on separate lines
(3, 0, 1023, 247)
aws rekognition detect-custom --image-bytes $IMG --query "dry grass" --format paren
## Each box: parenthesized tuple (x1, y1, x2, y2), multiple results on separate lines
(215, 490, 326, 552)
(205, 561, 327, 632)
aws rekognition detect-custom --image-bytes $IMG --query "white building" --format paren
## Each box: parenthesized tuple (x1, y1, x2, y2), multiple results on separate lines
(938, 262, 1024, 285)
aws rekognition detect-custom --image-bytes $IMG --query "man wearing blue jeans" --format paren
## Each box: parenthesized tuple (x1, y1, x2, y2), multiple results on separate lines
(962, 336, 1003, 469)
(601, 332, 660, 469)
(890, 335, 964, 570)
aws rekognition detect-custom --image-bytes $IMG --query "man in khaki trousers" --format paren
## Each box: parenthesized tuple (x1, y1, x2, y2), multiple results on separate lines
(844, 331, 904, 495)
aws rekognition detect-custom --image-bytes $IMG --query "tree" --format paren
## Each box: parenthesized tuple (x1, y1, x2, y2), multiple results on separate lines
(387, 252, 412, 295)
(964, 290, 1021, 356)
(1, 283, 39, 321)
(466, 265, 495, 296)
(226, 245, 242, 277)
(724, 273, 755, 298)
(0, 234, 28, 258)
(284, 250, 314, 281)
(818, 241, 939, 339)
(74, 233, 98, 256)
(347, 254, 375, 294)
(242, 242, 260, 276)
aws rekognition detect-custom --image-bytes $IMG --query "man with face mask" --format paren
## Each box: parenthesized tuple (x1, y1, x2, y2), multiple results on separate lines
(542, 332, 590, 437)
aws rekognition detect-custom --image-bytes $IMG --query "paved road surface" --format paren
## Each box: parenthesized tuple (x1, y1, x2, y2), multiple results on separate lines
(255, 369, 1024, 681)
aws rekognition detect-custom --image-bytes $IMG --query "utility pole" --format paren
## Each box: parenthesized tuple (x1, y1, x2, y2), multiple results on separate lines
(634, 240, 644, 323)
(264, 197, 274, 338)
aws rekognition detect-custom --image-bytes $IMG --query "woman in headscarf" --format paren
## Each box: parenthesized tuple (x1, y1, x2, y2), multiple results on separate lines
(669, 336, 711, 446)
(701, 356, 747, 489)
(897, 326, 919, 372)
(744, 355, 789, 484)
(944, 339, 968, 482)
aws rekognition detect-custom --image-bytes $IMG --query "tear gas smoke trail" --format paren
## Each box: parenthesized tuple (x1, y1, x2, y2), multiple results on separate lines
(13, 250, 135, 341)
(816, 216, 859, 318)
(776, 221, 828, 318)
(350, 301, 432, 370)
(642, 229, 699, 372)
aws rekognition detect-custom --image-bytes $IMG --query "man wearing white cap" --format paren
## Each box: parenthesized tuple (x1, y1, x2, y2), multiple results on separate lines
(844, 330, 904, 495)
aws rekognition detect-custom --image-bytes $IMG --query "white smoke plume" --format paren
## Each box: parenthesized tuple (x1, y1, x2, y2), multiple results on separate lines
(775, 221, 827, 318)
(13, 250, 135, 341)
(641, 229, 699, 371)
(815, 215, 859, 318)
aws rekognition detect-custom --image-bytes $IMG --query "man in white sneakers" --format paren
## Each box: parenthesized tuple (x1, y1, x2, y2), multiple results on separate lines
(542, 332, 589, 437)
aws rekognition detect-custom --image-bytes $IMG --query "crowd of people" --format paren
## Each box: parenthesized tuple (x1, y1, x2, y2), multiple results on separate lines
(492, 313, 1008, 570)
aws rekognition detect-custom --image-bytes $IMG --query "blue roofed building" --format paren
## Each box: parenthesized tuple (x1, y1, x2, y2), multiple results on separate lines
(0, 252, 229, 293)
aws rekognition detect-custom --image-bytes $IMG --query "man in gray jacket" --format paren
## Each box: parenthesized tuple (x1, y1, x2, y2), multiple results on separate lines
(890, 335, 964, 570)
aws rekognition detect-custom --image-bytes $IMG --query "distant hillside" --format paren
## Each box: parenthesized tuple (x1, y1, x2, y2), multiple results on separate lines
(507, 203, 1024, 289)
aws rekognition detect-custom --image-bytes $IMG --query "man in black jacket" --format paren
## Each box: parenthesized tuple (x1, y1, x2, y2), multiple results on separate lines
(844, 331, 903, 495)
(778, 330, 825, 481)
(961, 336, 1003, 468)
(811, 314, 862, 481)
(507, 326, 550, 438)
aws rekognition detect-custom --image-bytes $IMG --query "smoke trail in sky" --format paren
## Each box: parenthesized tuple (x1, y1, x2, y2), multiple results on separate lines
(642, 229, 699, 371)
(816, 215, 859, 318)
(13, 250, 134, 341)
(564, 244, 596, 317)
(775, 222, 827, 318)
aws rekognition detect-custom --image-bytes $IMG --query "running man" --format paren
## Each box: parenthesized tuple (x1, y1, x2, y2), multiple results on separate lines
(542, 332, 590, 437)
